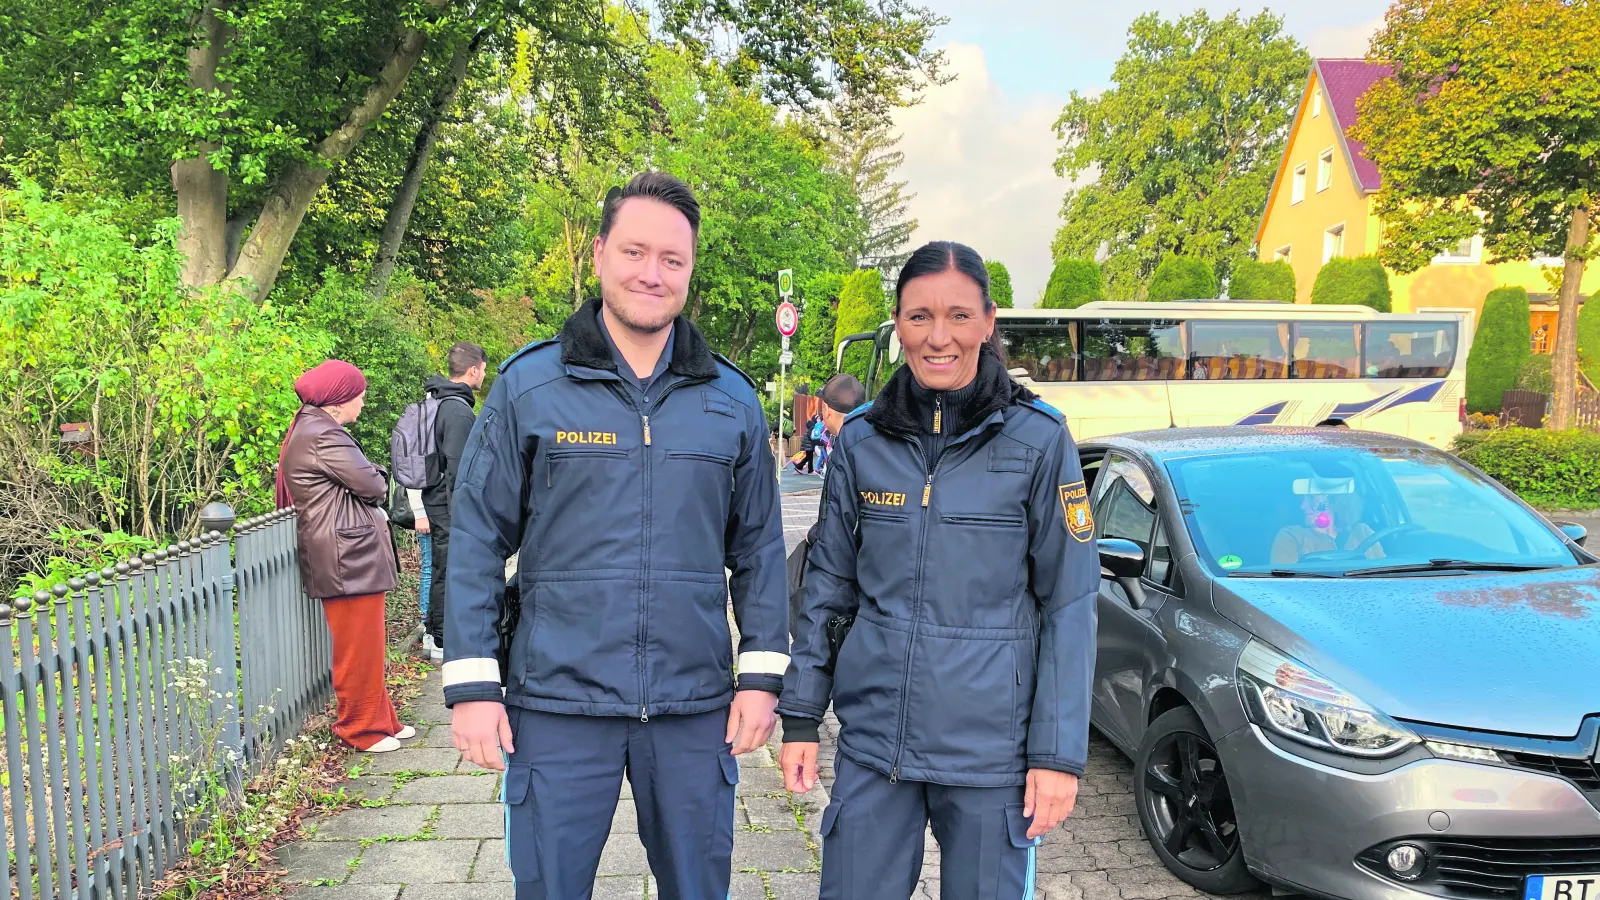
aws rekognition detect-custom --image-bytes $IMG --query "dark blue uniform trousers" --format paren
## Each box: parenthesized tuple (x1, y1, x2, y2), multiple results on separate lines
(820, 754, 1041, 900)
(500, 706, 738, 900)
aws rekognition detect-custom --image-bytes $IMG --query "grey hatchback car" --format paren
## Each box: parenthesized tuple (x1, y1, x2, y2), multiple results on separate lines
(1079, 427, 1600, 900)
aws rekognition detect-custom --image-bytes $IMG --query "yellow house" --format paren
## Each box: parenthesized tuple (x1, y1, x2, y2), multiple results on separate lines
(1255, 59, 1597, 347)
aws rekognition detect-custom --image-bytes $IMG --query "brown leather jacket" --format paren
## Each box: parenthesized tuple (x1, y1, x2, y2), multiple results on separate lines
(279, 405, 398, 599)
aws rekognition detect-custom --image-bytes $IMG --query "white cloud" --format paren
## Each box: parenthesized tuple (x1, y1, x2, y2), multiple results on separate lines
(891, 44, 1075, 307)
(1306, 16, 1383, 58)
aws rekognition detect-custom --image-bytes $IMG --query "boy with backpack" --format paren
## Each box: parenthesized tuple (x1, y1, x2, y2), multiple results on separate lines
(390, 342, 487, 661)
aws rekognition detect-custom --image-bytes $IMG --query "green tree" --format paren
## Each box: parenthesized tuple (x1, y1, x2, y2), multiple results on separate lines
(1465, 287, 1532, 413)
(1040, 259, 1103, 309)
(825, 105, 919, 273)
(834, 269, 890, 381)
(1578, 297, 1600, 389)
(1147, 255, 1218, 301)
(985, 261, 1015, 308)
(1052, 11, 1309, 298)
(1351, 0, 1600, 429)
(795, 273, 846, 381)
(1311, 257, 1393, 312)
(1230, 259, 1295, 301)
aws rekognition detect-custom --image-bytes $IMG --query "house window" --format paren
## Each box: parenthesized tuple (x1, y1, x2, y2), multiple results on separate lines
(1312, 90, 1322, 117)
(1292, 165, 1307, 204)
(1433, 234, 1482, 265)
(1274, 245, 1291, 263)
(1318, 149, 1335, 192)
(1323, 224, 1345, 263)
(1534, 255, 1566, 269)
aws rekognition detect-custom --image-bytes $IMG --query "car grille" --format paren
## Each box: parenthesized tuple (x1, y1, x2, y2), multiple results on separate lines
(1360, 837, 1600, 899)
(1502, 751, 1600, 792)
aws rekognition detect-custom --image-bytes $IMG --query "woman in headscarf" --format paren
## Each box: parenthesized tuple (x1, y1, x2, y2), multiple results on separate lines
(276, 360, 413, 753)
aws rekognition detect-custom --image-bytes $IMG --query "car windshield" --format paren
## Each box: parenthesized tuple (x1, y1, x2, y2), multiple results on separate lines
(1165, 445, 1579, 577)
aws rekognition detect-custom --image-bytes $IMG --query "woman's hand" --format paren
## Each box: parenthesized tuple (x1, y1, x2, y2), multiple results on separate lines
(780, 742, 820, 794)
(1024, 769, 1079, 839)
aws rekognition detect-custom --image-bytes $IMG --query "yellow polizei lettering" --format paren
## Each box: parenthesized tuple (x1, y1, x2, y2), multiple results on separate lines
(556, 430, 619, 445)
(859, 491, 908, 507)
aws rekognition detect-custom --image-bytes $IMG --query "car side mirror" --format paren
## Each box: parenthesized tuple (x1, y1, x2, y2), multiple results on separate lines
(1098, 538, 1148, 609)
(1555, 522, 1588, 547)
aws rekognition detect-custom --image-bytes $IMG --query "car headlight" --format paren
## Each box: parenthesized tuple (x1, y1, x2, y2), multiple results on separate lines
(1238, 640, 1418, 757)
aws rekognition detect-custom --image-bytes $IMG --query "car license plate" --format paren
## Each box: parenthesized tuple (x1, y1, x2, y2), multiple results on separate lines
(1525, 875, 1600, 900)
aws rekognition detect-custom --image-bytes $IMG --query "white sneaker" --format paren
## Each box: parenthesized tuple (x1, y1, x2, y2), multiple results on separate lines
(422, 633, 436, 654)
(365, 736, 402, 753)
(395, 725, 417, 740)
(430, 645, 444, 663)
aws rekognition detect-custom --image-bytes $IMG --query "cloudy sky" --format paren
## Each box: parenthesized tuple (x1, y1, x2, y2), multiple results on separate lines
(891, 1, 1393, 305)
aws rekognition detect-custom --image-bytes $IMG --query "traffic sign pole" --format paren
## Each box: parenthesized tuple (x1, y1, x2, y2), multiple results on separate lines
(775, 293, 799, 481)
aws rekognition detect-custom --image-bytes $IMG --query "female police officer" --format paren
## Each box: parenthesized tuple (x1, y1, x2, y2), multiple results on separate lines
(779, 242, 1099, 899)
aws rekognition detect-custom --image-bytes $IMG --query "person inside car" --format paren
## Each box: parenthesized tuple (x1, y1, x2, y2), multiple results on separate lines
(1270, 480, 1383, 565)
(778, 241, 1099, 899)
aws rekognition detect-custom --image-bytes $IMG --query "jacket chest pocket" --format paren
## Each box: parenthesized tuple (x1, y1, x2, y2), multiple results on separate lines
(545, 447, 629, 488)
(937, 512, 1028, 606)
(665, 449, 734, 469)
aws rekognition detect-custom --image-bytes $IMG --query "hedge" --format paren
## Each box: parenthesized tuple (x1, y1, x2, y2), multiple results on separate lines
(1041, 259, 1103, 309)
(1579, 293, 1600, 387)
(1311, 256, 1392, 312)
(1147, 255, 1218, 302)
(1464, 286, 1531, 413)
(834, 268, 890, 382)
(1230, 259, 1296, 301)
(1451, 427, 1600, 508)
(1517, 353, 1553, 394)
(985, 260, 1015, 308)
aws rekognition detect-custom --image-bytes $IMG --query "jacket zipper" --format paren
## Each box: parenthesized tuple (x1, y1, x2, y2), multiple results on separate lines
(632, 380, 697, 722)
(890, 440, 940, 784)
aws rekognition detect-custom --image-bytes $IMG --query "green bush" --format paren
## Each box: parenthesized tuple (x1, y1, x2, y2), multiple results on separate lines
(1146, 255, 1218, 302)
(795, 272, 844, 382)
(834, 269, 890, 382)
(985, 260, 1015, 308)
(1578, 294, 1600, 388)
(1040, 259, 1103, 309)
(1517, 353, 1553, 393)
(1452, 427, 1600, 508)
(1230, 259, 1296, 301)
(1310, 256, 1392, 312)
(1464, 286, 1531, 413)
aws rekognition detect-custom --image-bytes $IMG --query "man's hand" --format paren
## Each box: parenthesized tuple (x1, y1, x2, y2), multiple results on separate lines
(1023, 769, 1079, 839)
(416, 516, 431, 535)
(725, 690, 778, 755)
(452, 701, 513, 771)
(779, 741, 819, 794)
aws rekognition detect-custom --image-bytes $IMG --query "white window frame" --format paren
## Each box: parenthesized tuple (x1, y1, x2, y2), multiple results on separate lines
(1534, 255, 1567, 269)
(1274, 245, 1292, 263)
(1323, 223, 1346, 264)
(1292, 164, 1307, 205)
(1312, 90, 1322, 118)
(1317, 148, 1335, 193)
(1432, 234, 1483, 265)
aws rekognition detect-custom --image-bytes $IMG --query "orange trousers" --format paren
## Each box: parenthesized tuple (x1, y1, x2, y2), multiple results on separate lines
(323, 592, 402, 750)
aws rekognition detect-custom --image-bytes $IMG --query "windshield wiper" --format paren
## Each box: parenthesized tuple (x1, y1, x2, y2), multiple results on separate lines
(1343, 559, 1552, 577)
(1230, 569, 1340, 579)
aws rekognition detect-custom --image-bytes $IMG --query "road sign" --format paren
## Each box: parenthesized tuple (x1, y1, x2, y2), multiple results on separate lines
(779, 350, 793, 366)
(778, 269, 794, 299)
(776, 301, 798, 337)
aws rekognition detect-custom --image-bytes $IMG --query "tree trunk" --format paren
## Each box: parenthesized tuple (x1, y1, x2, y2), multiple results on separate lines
(226, 15, 438, 301)
(689, 290, 704, 323)
(1549, 204, 1590, 430)
(728, 307, 757, 363)
(172, 2, 231, 289)
(367, 29, 487, 299)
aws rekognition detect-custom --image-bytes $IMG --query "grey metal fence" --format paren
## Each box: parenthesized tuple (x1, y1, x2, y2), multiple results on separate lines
(0, 508, 332, 899)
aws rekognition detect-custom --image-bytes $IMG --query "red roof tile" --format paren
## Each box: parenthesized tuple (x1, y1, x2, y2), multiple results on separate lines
(1315, 58, 1392, 193)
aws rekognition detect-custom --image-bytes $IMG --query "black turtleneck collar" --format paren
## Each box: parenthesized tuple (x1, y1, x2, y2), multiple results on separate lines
(558, 297, 720, 382)
(865, 344, 1037, 440)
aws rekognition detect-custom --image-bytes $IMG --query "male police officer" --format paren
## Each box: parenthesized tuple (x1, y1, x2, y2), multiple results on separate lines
(444, 172, 789, 900)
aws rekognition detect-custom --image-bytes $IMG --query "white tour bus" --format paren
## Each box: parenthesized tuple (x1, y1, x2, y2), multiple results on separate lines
(837, 300, 1469, 449)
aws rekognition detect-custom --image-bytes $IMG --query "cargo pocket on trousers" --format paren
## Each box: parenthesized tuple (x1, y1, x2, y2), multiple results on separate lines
(711, 750, 739, 863)
(501, 765, 539, 882)
(818, 800, 848, 887)
(989, 803, 1038, 900)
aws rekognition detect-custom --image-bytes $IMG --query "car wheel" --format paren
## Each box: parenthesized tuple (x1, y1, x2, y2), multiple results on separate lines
(1134, 707, 1259, 894)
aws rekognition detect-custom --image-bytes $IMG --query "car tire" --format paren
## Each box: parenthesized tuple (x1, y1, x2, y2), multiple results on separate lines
(1134, 707, 1259, 895)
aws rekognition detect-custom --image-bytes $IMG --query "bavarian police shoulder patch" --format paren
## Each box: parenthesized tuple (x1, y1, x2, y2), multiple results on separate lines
(1059, 481, 1093, 542)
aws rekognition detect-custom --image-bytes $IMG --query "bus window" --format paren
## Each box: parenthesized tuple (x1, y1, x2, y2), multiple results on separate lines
(1188, 321, 1289, 379)
(1081, 320, 1186, 381)
(1292, 323, 1360, 379)
(1000, 323, 1078, 382)
(1364, 322, 1459, 378)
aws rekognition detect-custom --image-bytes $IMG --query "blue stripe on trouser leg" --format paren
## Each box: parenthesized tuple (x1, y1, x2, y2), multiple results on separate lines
(1023, 837, 1038, 900)
(628, 710, 738, 900)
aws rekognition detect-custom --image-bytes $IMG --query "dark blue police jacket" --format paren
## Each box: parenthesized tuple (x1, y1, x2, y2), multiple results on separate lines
(780, 355, 1099, 786)
(441, 298, 789, 716)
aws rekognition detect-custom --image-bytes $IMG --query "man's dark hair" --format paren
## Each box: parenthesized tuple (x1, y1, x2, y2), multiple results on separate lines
(819, 373, 867, 414)
(599, 171, 701, 241)
(447, 342, 488, 378)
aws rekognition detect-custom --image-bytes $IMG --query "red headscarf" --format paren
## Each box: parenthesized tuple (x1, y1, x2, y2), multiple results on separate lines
(275, 360, 368, 509)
